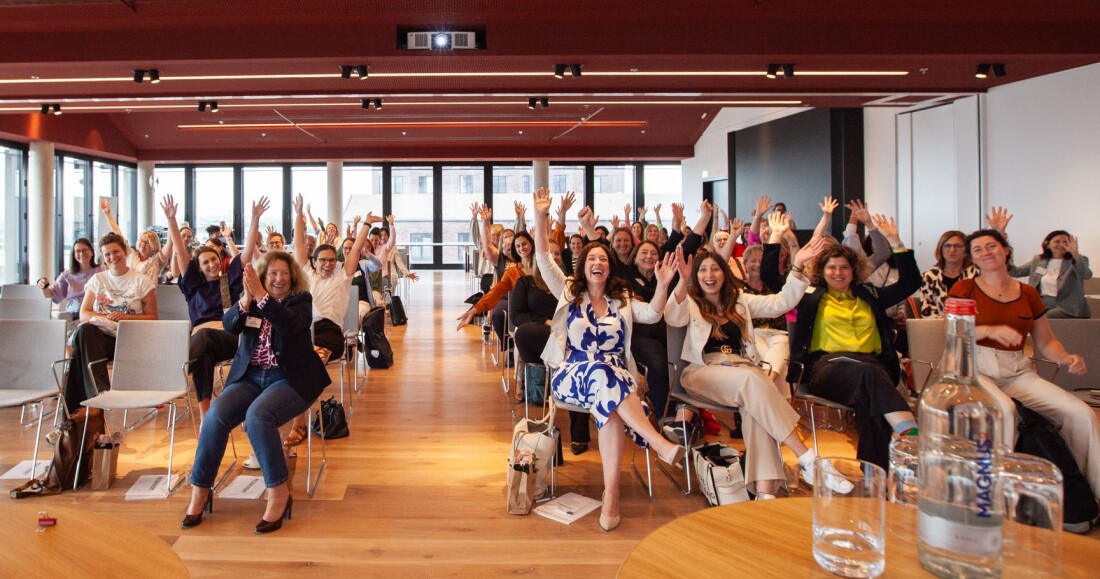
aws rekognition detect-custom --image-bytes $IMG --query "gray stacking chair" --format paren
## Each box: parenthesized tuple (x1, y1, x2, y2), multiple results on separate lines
(0, 298, 53, 320)
(0, 284, 46, 300)
(0, 320, 68, 476)
(74, 320, 194, 495)
(155, 285, 191, 323)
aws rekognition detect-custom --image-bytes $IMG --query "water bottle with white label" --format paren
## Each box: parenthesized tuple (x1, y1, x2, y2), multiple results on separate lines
(917, 298, 1004, 577)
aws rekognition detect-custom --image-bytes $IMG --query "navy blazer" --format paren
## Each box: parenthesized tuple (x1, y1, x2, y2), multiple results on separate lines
(787, 250, 921, 386)
(222, 292, 331, 403)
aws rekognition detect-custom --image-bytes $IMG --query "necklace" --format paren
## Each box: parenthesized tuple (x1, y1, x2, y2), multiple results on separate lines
(980, 277, 1016, 298)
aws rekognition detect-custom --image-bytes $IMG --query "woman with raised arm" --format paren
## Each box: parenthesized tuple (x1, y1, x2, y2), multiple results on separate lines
(918, 230, 978, 318)
(1008, 229, 1093, 318)
(948, 229, 1099, 500)
(37, 238, 103, 321)
(63, 232, 158, 416)
(100, 199, 173, 284)
(181, 253, 329, 534)
(787, 215, 921, 470)
(531, 187, 685, 532)
(162, 195, 256, 415)
(665, 238, 848, 499)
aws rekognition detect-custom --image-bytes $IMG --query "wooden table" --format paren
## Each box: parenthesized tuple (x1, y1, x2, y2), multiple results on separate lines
(0, 504, 189, 578)
(619, 498, 1096, 578)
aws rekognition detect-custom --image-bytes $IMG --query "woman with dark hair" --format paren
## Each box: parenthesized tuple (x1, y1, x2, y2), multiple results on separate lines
(37, 237, 103, 319)
(181, 250, 330, 533)
(738, 244, 794, 399)
(563, 233, 584, 276)
(666, 240, 846, 499)
(787, 215, 921, 470)
(948, 228, 1099, 500)
(162, 195, 258, 415)
(609, 227, 636, 276)
(1008, 229, 1093, 318)
(64, 231, 158, 415)
(455, 230, 536, 335)
(918, 230, 978, 318)
(532, 188, 685, 532)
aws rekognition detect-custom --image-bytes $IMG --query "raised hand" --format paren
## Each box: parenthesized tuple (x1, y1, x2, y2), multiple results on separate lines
(577, 206, 596, 231)
(159, 195, 177, 220)
(792, 236, 829, 269)
(221, 221, 235, 239)
(845, 199, 871, 225)
(768, 212, 790, 236)
(611, 215, 620, 230)
(478, 205, 492, 223)
(675, 245, 692, 280)
(365, 212, 383, 224)
(638, 206, 648, 220)
(624, 204, 632, 219)
(699, 199, 713, 221)
(654, 250, 678, 286)
(514, 200, 526, 217)
(386, 214, 395, 224)
(532, 187, 552, 215)
(1067, 235, 1080, 257)
(671, 203, 685, 230)
(265, 225, 276, 236)
(294, 194, 304, 215)
(754, 195, 772, 218)
(719, 208, 730, 230)
(653, 203, 662, 217)
(871, 214, 900, 242)
(100, 199, 112, 215)
(469, 202, 480, 216)
(985, 206, 1013, 233)
(819, 196, 839, 214)
(559, 191, 576, 214)
(345, 224, 355, 239)
(730, 217, 745, 236)
(242, 263, 266, 300)
(305, 203, 313, 217)
(252, 196, 270, 220)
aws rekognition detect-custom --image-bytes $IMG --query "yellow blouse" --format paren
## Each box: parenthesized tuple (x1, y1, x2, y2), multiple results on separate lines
(810, 289, 881, 354)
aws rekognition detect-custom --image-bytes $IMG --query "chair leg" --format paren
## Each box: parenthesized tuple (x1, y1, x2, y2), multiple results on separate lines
(630, 443, 655, 500)
(74, 409, 91, 491)
(164, 402, 178, 497)
(30, 401, 46, 480)
(305, 404, 328, 498)
(809, 403, 821, 452)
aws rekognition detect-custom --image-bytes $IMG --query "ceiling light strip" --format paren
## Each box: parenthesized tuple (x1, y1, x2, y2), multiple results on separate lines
(178, 120, 648, 130)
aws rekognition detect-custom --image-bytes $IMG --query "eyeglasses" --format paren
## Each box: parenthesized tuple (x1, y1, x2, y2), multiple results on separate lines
(316, 257, 337, 263)
(942, 243, 965, 251)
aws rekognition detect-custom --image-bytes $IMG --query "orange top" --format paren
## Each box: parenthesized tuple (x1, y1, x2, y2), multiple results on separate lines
(474, 263, 526, 313)
(947, 278, 1047, 351)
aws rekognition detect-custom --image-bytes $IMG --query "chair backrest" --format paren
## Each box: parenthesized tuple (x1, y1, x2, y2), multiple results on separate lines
(1083, 277, 1100, 296)
(906, 318, 947, 391)
(0, 284, 45, 300)
(155, 285, 191, 322)
(0, 320, 67, 395)
(111, 320, 191, 393)
(1045, 319, 1100, 392)
(343, 285, 358, 333)
(0, 298, 52, 320)
(665, 323, 689, 401)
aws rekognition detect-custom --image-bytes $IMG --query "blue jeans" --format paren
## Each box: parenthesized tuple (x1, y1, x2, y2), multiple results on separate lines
(191, 366, 313, 489)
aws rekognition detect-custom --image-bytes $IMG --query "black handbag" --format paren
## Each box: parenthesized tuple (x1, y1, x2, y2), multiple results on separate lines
(311, 396, 350, 440)
(1013, 399, 1099, 527)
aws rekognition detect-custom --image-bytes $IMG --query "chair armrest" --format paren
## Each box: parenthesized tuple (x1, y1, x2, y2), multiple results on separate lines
(788, 360, 805, 389)
(51, 358, 72, 420)
(85, 357, 110, 396)
(905, 358, 936, 394)
(1030, 357, 1061, 383)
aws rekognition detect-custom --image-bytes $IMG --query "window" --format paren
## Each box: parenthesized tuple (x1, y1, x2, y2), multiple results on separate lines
(60, 157, 90, 260)
(391, 167, 433, 264)
(242, 166, 285, 239)
(193, 167, 234, 240)
(492, 175, 507, 194)
(553, 174, 567, 193)
(442, 166, 484, 264)
(491, 166, 534, 229)
(291, 166, 329, 229)
(410, 232, 433, 261)
(152, 167, 185, 231)
(343, 165, 383, 229)
(641, 165, 682, 230)
(522, 175, 532, 194)
(460, 174, 474, 194)
(0, 145, 24, 283)
(418, 175, 429, 194)
(118, 165, 136, 243)
(393, 176, 405, 195)
(593, 165, 636, 231)
(550, 165, 585, 234)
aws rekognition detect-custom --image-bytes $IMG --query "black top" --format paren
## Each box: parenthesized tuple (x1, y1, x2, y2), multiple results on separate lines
(509, 275, 558, 326)
(703, 320, 743, 355)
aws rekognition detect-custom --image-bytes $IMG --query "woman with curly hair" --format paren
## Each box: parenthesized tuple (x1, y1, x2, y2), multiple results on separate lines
(918, 230, 979, 318)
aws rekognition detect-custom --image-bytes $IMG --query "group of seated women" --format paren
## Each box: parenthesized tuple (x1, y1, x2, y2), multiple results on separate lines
(460, 189, 1098, 531)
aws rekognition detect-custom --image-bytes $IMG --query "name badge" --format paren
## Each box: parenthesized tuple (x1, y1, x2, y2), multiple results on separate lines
(1034, 267, 1047, 275)
(245, 316, 262, 328)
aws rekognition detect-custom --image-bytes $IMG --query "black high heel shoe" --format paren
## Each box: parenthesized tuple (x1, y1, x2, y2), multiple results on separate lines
(180, 490, 214, 529)
(255, 495, 293, 534)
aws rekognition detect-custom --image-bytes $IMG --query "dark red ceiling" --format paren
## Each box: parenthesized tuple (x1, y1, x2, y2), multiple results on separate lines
(1, 0, 1098, 162)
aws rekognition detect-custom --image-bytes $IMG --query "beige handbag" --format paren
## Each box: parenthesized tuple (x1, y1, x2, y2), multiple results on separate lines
(508, 402, 558, 507)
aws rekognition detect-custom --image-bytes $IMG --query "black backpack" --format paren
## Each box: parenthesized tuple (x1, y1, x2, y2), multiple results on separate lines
(361, 306, 394, 369)
(1013, 400, 1099, 527)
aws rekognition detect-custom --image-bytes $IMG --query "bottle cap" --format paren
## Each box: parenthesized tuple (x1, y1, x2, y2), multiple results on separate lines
(944, 298, 977, 316)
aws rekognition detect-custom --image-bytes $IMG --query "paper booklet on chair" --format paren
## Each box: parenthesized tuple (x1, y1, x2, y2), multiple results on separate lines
(533, 492, 602, 525)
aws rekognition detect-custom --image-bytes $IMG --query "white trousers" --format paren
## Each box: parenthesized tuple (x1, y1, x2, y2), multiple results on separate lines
(753, 328, 791, 399)
(975, 346, 1100, 497)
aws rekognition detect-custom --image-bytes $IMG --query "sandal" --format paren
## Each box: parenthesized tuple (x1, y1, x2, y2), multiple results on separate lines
(283, 424, 308, 448)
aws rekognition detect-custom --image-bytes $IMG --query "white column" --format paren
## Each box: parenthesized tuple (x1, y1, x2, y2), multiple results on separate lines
(27, 142, 55, 283)
(327, 161, 343, 224)
(533, 160, 549, 190)
(137, 161, 155, 233)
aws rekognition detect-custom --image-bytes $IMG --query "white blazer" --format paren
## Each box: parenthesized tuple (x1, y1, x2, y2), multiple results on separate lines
(664, 274, 809, 367)
(536, 251, 661, 381)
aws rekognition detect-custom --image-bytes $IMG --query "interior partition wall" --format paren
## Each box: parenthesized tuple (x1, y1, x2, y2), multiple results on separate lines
(1, 142, 27, 283)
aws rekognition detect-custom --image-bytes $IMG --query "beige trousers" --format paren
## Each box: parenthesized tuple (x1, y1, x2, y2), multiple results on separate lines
(753, 328, 791, 399)
(681, 352, 801, 492)
(975, 345, 1100, 497)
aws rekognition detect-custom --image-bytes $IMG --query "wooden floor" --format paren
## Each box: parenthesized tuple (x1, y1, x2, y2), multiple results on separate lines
(1, 271, 1092, 577)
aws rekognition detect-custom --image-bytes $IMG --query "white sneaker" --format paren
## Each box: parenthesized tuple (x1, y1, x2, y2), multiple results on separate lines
(242, 453, 260, 470)
(800, 459, 855, 495)
(755, 492, 777, 501)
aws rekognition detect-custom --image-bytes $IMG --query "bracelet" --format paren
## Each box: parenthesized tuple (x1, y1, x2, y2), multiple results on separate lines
(790, 265, 804, 274)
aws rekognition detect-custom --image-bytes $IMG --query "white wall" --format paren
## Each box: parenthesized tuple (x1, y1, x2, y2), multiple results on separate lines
(681, 107, 807, 221)
(985, 62, 1100, 258)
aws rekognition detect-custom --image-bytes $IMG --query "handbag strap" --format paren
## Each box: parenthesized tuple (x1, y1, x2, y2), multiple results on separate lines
(219, 275, 232, 310)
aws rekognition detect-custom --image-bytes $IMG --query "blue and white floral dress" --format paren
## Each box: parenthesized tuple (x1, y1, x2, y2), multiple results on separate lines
(551, 302, 637, 429)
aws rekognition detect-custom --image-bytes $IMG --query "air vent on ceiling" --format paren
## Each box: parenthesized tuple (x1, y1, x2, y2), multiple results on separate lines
(405, 31, 478, 50)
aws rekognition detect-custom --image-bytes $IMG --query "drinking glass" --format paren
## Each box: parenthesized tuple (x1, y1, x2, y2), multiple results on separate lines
(887, 433, 919, 506)
(812, 457, 887, 578)
(1002, 452, 1063, 576)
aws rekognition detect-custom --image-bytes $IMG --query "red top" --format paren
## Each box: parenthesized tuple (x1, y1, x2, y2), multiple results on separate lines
(947, 279, 1047, 351)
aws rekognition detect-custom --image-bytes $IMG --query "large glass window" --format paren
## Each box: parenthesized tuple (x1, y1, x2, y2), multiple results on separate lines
(193, 167, 234, 241)
(491, 165, 534, 230)
(391, 167, 433, 265)
(1, 145, 24, 283)
(291, 166, 329, 233)
(60, 157, 90, 259)
(118, 165, 136, 242)
(242, 166, 285, 239)
(153, 167, 186, 231)
(642, 165, 682, 233)
(343, 165, 383, 229)
(92, 162, 115, 242)
(593, 165, 636, 233)
(550, 165, 585, 234)
(442, 166, 484, 265)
